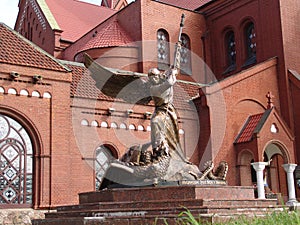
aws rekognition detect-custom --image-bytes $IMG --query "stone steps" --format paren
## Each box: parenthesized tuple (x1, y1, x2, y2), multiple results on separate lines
(33, 209, 286, 225)
(56, 198, 277, 212)
(32, 185, 286, 225)
(45, 205, 283, 219)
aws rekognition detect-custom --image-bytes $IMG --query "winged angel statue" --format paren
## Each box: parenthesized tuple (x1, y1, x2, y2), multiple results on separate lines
(84, 15, 228, 189)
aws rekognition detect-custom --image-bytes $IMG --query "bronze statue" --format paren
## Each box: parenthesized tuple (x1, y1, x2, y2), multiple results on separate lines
(83, 14, 228, 189)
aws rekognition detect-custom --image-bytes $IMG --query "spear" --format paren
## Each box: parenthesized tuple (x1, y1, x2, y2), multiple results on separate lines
(173, 13, 185, 70)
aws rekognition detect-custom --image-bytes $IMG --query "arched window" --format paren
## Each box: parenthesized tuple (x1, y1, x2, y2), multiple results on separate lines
(243, 22, 256, 67)
(224, 30, 236, 74)
(0, 114, 33, 205)
(180, 34, 192, 75)
(8, 88, 17, 95)
(100, 121, 108, 128)
(94, 145, 114, 190)
(110, 122, 118, 129)
(120, 123, 127, 129)
(20, 90, 29, 96)
(43, 92, 51, 99)
(91, 121, 98, 127)
(146, 125, 151, 132)
(128, 124, 135, 130)
(81, 119, 89, 126)
(137, 125, 144, 131)
(31, 91, 40, 98)
(157, 29, 170, 70)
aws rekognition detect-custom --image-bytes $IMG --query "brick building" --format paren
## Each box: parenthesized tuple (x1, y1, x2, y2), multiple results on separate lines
(0, 0, 299, 210)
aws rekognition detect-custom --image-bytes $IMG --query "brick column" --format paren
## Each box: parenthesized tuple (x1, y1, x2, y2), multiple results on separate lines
(251, 162, 266, 199)
(282, 164, 298, 205)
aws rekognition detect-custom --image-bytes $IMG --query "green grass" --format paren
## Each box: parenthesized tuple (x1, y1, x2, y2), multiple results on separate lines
(174, 208, 300, 225)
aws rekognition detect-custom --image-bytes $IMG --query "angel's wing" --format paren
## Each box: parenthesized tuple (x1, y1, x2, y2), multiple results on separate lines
(84, 53, 152, 105)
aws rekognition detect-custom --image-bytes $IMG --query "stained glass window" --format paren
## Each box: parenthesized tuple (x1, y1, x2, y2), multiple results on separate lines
(157, 29, 170, 70)
(244, 22, 256, 67)
(224, 31, 236, 74)
(94, 146, 114, 190)
(0, 115, 33, 205)
(180, 34, 192, 75)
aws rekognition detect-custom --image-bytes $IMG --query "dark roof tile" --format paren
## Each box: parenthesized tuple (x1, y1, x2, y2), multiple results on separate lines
(77, 20, 135, 53)
(235, 113, 264, 144)
(155, 0, 212, 10)
(0, 23, 67, 72)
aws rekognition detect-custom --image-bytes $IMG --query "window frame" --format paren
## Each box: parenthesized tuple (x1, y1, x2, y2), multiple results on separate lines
(223, 30, 237, 74)
(0, 114, 34, 207)
(180, 33, 192, 75)
(157, 29, 170, 70)
(243, 21, 257, 67)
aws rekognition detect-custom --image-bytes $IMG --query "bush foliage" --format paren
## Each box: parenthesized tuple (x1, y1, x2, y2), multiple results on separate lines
(174, 208, 300, 225)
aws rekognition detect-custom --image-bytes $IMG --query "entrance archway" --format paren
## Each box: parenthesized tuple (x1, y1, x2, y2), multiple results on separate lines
(264, 142, 288, 198)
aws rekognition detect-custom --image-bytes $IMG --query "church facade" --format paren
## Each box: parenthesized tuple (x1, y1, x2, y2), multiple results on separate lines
(0, 0, 299, 209)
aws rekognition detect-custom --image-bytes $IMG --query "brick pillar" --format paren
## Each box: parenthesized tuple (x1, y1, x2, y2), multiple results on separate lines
(251, 162, 266, 199)
(282, 164, 298, 205)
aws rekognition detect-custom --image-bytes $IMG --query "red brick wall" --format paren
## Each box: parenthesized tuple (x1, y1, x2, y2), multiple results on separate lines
(140, 0, 206, 83)
(200, 58, 281, 185)
(202, 0, 293, 129)
(0, 62, 73, 207)
(64, 0, 207, 83)
(15, 0, 56, 56)
(290, 78, 300, 164)
(203, 0, 283, 78)
(280, 0, 300, 71)
(278, 0, 300, 198)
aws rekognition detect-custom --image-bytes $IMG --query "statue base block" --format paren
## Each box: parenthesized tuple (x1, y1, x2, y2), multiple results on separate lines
(79, 184, 252, 204)
(32, 185, 285, 225)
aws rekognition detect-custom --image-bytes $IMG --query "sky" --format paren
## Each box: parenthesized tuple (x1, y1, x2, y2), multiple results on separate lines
(0, 0, 133, 29)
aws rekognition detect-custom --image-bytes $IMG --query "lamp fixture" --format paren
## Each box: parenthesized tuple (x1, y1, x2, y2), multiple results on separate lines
(10, 72, 19, 79)
(33, 75, 43, 83)
(108, 107, 115, 114)
(126, 109, 134, 115)
(144, 112, 152, 118)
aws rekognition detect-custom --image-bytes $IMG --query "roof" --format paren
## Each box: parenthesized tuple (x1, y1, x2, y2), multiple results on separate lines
(65, 61, 116, 101)
(234, 113, 264, 144)
(43, 0, 117, 42)
(0, 23, 68, 72)
(234, 110, 272, 144)
(155, 0, 212, 10)
(77, 20, 135, 54)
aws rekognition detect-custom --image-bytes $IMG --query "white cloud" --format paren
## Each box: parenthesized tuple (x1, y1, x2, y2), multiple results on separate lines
(0, 0, 19, 28)
(79, 0, 102, 5)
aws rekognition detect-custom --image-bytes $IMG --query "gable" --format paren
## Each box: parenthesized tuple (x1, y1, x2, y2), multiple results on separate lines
(235, 108, 294, 144)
